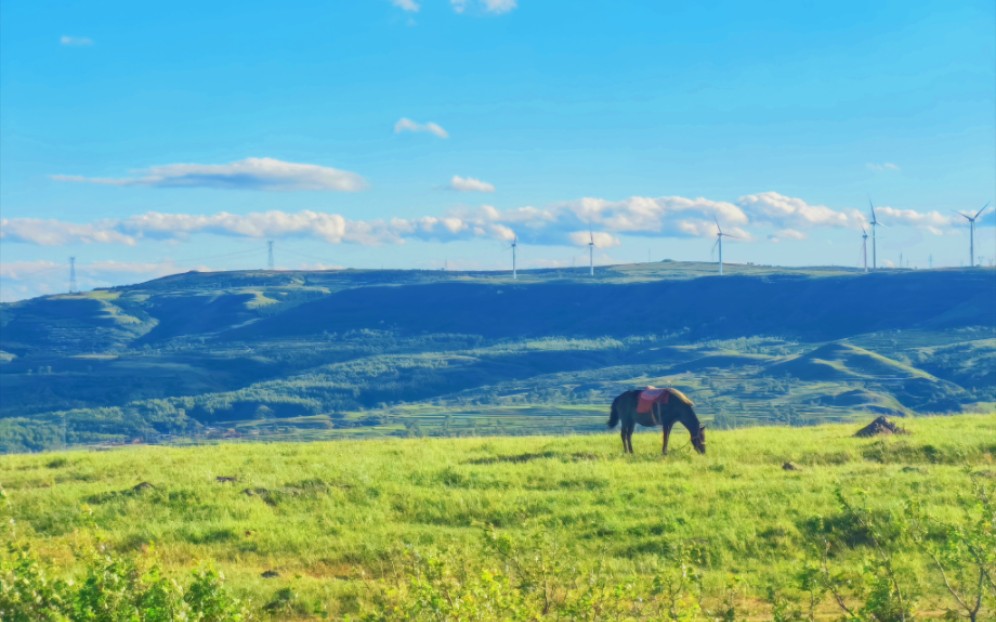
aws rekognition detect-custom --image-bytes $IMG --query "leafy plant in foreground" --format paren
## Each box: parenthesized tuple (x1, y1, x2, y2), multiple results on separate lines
(0, 537, 252, 621)
(811, 489, 920, 622)
(909, 479, 995, 621)
(365, 524, 718, 620)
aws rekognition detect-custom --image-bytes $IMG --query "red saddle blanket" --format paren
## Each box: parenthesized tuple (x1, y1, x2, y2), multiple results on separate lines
(637, 388, 671, 414)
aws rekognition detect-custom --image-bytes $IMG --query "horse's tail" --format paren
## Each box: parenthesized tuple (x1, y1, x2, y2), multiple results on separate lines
(607, 398, 621, 429)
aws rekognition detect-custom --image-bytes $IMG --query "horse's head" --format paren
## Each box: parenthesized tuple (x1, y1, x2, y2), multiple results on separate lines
(691, 425, 706, 454)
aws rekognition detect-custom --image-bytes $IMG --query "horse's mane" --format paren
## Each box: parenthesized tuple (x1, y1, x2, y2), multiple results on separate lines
(666, 388, 694, 407)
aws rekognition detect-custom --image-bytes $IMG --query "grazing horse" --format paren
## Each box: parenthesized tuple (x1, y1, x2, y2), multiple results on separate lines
(607, 388, 706, 455)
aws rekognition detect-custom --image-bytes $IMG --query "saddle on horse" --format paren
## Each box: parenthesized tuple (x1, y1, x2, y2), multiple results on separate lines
(636, 387, 671, 423)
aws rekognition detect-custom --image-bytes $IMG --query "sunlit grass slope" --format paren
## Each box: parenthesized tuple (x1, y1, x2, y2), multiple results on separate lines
(2, 414, 994, 619)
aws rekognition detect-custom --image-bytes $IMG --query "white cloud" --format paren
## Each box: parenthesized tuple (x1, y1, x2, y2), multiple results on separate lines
(0, 218, 137, 246)
(737, 192, 862, 229)
(451, 0, 468, 13)
(446, 195, 753, 247)
(2, 209, 521, 248)
(867, 162, 901, 173)
(874, 205, 952, 235)
(736, 192, 955, 237)
(567, 231, 621, 248)
(685, 220, 753, 241)
(394, 117, 449, 139)
(391, 0, 420, 12)
(449, 175, 496, 192)
(52, 157, 367, 192)
(4, 191, 962, 256)
(60, 35, 93, 47)
(120, 210, 354, 243)
(562, 195, 748, 235)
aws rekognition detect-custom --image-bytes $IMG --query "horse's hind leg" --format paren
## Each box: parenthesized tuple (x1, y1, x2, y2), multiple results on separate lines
(624, 422, 635, 454)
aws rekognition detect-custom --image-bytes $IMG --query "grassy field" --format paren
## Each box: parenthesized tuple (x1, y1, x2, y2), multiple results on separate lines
(1, 414, 994, 619)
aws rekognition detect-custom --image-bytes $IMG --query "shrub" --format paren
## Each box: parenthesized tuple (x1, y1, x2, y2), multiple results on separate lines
(0, 540, 252, 621)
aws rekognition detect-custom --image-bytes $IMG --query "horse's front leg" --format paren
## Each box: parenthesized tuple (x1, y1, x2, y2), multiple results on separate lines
(662, 423, 673, 455)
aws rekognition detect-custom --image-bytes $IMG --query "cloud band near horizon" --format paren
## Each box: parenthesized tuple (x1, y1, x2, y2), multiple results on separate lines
(1, 192, 965, 250)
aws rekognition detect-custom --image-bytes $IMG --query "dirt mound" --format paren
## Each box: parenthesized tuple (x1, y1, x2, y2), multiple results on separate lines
(854, 416, 908, 437)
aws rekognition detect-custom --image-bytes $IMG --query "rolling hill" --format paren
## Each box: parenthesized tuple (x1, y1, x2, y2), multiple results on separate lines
(1, 262, 994, 452)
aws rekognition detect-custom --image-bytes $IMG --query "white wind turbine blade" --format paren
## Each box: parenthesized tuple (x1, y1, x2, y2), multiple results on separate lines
(973, 202, 990, 220)
(868, 198, 879, 225)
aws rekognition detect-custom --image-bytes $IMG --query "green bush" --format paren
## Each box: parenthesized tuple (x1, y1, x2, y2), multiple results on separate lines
(0, 541, 252, 621)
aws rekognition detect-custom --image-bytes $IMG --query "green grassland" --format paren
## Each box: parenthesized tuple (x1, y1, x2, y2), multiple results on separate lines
(2, 414, 994, 619)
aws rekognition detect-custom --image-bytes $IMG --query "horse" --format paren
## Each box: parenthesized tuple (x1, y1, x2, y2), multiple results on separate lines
(607, 388, 706, 455)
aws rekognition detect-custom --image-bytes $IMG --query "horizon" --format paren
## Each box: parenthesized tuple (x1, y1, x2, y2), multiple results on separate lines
(10, 257, 996, 305)
(2, 1, 995, 302)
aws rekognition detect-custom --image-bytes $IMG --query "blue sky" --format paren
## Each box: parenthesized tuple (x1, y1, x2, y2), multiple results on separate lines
(1, 0, 994, 300)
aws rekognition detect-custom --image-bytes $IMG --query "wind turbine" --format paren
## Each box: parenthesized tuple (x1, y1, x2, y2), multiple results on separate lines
(955, 202, 989, 268)
(861, 227, 869, 273)
(588, 229, 595, 276)
(712, 219, 737, 275)
(510, 236, 518, 280)
(868, 199, 881, 270)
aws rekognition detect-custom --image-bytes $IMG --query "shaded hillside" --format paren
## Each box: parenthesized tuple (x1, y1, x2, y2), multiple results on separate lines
(0, 292, 154, 354)
(226, 271, 992, 342)
(1, 263, 994, 452)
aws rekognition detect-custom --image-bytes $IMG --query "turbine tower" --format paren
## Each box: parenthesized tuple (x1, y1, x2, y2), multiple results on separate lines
(712, 219, 737, 275)
(956, 202, 989, 268)
(861, 227, 868, 273)
(69, 256, 78, 294)
(511, 236, 518, 280)
(868, 199, 880, 270)
(588, 230, 595, 276)
(267, 240, 275, 270)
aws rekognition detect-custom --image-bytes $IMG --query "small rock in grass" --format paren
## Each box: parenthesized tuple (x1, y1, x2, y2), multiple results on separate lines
(782, 461, 800, 471)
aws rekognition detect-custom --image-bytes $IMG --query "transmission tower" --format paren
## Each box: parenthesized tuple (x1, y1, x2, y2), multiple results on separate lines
(267, 240, 274, 270)
(69, 256, 78, 293)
